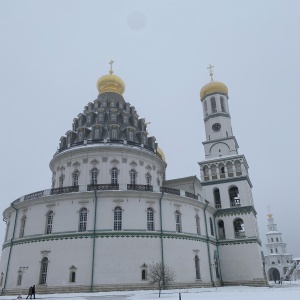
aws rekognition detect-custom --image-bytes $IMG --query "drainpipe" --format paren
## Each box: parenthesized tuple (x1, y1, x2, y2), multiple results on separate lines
(213, 216, 223, 285)
(203, 200, 214, 287)
(1, 203, 18, 295)
(90, 189, 98, 292)
(159, 192, 165, 289)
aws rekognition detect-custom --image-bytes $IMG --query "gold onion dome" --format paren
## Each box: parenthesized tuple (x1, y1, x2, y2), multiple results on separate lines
(157, 146, 166, 161)
(200, 80, 228, 101)
(96, 60, 125, 95)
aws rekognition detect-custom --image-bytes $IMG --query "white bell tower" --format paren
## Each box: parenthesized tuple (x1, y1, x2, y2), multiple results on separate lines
(198, 66, 266, 285)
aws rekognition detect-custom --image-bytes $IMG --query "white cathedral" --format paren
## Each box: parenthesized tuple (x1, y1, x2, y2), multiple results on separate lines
(0, 64, 267, 295)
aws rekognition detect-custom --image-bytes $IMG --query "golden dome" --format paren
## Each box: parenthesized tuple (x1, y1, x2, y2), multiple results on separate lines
(96, 72, 125, 95)
(200, 81, 228, 101)
(157, 146, 166, 161)
(267, 213, 273, 219)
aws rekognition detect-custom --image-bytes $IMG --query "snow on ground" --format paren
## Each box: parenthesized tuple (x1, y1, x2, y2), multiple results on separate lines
(2, 282, 300, 300)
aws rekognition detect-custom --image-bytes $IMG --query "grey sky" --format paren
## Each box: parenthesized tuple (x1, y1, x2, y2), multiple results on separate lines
(1, 0, 299, 256)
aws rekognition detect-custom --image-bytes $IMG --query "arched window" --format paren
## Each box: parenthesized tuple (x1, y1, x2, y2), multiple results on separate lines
(114, 207, 122, 231)
(234, 160, 242, 176)
(128, 131, 134, 141)
(91, 168, 98, 185)
(204, 100, 208, 116)
(111, 167, 118, 185)
(211, 164, 217, 179)
(211, 97, 217, 112)
(195, 214, 201, 235)
(141, 264, 148, 280)
(73, 170, 79, 186)
(195, 255, 201, 279)
(111, 128, 118, 139)
(229, 186, 240, 207)
(40, 257, 48, 284)
(175, 210, 182, 233)
(124, 115, 128, 124)
(220, 96, 225, 112)
(147, 207, 154, 231)
(218, 220, 226, 239)
(130, 169, 136, 185)
(59, 175, 64, 188)
(218, 163, 225, 178)
(19, 215, 26, 238)
(46, 211, 53, 234)
(146, 173, 152, 185)
(226, 162, 234, 177)
(209, 217, 214, 236)
(203, 166, 209, 180)
(79, 208, 87, 232)
(98, 114, 103, 122)
(17, 272, 22, 286)
(94, 128, 100, 139)
(213, 188, 222, 209)
(233, 218, 245, 238)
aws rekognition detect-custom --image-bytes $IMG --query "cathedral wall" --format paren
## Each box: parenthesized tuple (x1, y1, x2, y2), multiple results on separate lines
(218, 243, 265, 282)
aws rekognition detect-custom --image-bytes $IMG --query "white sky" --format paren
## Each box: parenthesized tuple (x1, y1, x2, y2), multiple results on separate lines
(1, 285, 300, 300)
(0, 0, 300, 256)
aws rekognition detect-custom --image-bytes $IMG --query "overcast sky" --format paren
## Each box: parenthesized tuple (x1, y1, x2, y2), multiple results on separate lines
(0, 0, 299, 257)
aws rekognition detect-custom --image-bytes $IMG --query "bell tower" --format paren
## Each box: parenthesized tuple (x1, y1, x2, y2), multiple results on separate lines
(198, 66, 266, 285)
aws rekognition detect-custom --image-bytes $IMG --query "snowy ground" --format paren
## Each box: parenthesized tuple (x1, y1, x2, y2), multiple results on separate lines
(3, 282, 300, 300)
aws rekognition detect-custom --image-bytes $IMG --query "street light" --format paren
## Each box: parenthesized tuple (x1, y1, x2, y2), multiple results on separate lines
(17, 267, 28, 299)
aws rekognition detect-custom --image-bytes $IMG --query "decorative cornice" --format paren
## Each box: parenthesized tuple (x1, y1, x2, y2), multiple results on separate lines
(2, 231, 217, 249)
(217, 237, 262, 246)
(201, 175, 253, 188)
(204, 112, 231, 122)
(214, 205, 257, 217)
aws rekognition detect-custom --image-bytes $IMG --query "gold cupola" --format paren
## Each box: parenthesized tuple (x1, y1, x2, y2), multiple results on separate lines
(200, 64, 228, 101)
(96, 60, 125, 95)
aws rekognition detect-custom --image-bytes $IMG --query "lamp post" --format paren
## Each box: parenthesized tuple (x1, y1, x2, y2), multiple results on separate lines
(17, 267, 28, 299)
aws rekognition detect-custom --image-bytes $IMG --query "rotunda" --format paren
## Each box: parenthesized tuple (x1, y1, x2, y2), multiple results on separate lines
(0, 65, 266, 295)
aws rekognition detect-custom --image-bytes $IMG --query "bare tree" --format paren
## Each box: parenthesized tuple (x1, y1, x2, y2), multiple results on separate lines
(147, 262, 176, 297)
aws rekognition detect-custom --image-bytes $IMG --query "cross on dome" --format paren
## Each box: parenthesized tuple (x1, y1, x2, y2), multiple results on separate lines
(207, 64, 214, 81)
(109, 59, 114, 74)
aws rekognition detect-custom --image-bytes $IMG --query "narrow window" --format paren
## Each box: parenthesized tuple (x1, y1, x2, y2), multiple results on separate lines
(195, 255, 201, 279)
(0, 272, 3, 287)
(130, 169, 136, 185)
(276, 237, 279, 242)
(73, 170, 79, 186)
(204, 100, 208, 115)
(146, 173, 152, 185)
(46, 211, 53, 234)
(220, 96, 225, 112)
(214, 189, 222, 209)
(142, 269, 146, 280)
(111, 168, 118, 185)
(94, 128, 100, 139)
(195, 214, 200, 235)
(91, 168, 98, 185)
(270, 249, 273, 253)
(114, 207, 122, 231)
(40, 257, 48, 284)
(271, 238, 274, 242)
(111, 128, 118, 139)
(211, 97, 217, 112)
(19, 215, 26, 238)
(275, 248, 278, 253)
(218, 220, 226, 239)
(59, 175, 64, 188)
(70, 271, 76, 283)
(209, 217, 214, 236)
(147, 207, 154, 231)
(124, 116, 128, 124)
(98, 114, 103, 122)
(79, 208, 87, 232)
(175, 210, 182, 233)
(235, 160, 242, 175)
(78, 131, 84, 141)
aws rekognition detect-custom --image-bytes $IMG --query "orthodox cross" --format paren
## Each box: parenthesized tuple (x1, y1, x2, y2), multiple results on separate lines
(207, 64, 214, 81)
(109, 59, 114, 74)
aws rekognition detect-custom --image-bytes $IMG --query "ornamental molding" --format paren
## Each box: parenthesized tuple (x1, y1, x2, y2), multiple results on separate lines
(139, 161, 144, 166)
(91, 159, 99, 165)
(110, 159, 119, 165)
(130, 161, 138, 167)
(40, 250, 50, 256)
(145, 165, 152, 170)
(122, 158, 127, 163)
(113, 199, 124, 204)
(201, 175, 253, 188)
(214, 205, 257, 218)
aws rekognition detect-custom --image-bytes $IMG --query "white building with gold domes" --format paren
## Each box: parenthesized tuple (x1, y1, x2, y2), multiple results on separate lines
(0, 64, 266, 295)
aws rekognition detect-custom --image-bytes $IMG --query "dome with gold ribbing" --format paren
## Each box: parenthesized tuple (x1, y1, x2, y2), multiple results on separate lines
(97, 60, 125, 95)
(200, 65, 228, 101)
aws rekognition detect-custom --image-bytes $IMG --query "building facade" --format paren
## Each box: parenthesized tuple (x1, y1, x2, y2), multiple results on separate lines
(264, 213, 293, 281)
(0, 66, 266, 295)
